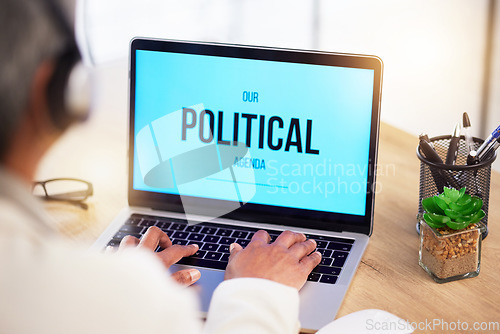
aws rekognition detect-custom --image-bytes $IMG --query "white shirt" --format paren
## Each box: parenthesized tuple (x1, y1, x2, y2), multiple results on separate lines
(0, 168, 300, 334)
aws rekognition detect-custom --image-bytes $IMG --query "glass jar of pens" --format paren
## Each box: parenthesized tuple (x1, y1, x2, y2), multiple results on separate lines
(416, 119, 498, 239)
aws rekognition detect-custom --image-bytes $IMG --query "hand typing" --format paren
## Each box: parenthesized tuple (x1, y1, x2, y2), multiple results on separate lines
(118, 226, 201, 286)
(225, 230, 322, 290)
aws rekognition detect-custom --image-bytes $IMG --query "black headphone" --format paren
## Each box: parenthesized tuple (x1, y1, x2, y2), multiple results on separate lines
(41, 0, 90, 129)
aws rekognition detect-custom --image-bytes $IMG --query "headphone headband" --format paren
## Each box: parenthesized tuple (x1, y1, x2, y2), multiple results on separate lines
(40, 0, 75, 41)
(40, 0, 90, 129)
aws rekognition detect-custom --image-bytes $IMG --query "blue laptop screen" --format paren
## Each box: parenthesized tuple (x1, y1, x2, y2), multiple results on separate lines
(133, 49, 374, 217)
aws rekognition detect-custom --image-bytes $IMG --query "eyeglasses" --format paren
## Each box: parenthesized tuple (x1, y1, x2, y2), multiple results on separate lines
(33, 178, 93, 209)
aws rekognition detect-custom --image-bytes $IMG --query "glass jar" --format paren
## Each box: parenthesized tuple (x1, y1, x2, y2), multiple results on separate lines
(419, 221, 485, 283)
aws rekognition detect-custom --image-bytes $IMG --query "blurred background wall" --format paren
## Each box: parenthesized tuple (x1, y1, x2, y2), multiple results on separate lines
(78, 0, 500, 170)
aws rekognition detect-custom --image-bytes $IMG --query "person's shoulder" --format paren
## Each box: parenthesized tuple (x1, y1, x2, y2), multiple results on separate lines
(0, 232, 202, 333)
(0, 197, 45, 239)
(0, 197, 27, 223)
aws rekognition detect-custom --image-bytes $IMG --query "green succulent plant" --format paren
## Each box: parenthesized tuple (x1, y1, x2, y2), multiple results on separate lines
(422, 187, 485, 230)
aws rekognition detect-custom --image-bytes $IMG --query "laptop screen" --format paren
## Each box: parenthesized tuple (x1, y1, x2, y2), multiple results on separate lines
(129, 39, 382, 235)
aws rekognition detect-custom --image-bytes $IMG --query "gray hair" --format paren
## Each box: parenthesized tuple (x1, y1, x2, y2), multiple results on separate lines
(0, 0, 74, 160)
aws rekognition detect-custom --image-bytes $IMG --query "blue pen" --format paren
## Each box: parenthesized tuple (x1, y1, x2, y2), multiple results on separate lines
(476, 124, 500, 161)
(482, 136, 500, 160)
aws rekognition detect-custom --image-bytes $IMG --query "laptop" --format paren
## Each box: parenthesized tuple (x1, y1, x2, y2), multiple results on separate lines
(93, 38, 383, 332)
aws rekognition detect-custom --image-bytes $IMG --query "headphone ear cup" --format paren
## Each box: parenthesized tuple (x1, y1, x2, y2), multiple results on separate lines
(46, 48, 90, 129)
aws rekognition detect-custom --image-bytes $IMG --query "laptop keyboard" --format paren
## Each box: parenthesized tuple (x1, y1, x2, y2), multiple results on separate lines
(107, 214, 355, 285)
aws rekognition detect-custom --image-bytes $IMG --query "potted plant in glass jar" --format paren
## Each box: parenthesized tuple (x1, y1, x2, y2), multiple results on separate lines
(419, 187, 486, 283)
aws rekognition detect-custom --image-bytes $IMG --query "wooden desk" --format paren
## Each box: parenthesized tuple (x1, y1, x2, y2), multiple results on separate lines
(36, 67, 500, 331)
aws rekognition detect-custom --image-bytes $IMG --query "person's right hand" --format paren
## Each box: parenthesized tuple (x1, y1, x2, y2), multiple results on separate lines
(224, 230, 322, 290)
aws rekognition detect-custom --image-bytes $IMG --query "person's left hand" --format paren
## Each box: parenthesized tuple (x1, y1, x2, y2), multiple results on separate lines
(117, 226, 201, 286)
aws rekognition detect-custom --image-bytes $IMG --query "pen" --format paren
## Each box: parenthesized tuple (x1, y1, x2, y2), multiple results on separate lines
(476, 124, 500, 161)
(419, 140, 445, 192)
(467, 150, 478, 165)
(419, 139, 462, 188)
(466, 150, 481, 196)
(419, 139, 443, 164)
(482, 136, 500, 161)
(419, 133, 434, 148)
(462, 112, 474, 154)
(445, 123, 461, 165)
(420, 139, 461, 191)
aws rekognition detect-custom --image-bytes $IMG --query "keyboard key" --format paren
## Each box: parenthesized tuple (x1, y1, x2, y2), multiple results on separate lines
(216, 228, 232, 237)
(231, 230, 249, 239)
(201, 243, 219, 252)
(319, 274, 338, 284)
(327, 242, 352, 252)
(306, 234, 355, 244)
(155, 221, 171, 229)
(204, 235, 221, 244)
(185, 225, 202, 232)
(171, 223, 187, 231)
(171, 239, 188, 245)
(124, 218, 141, 226)
(220, 253, 229, 262)
(139, 219, 157, 227)
(236, 239, 250, 247)
(220, 237, 236, 245)
(317, 249, 333, 258)
(191, 250, 206, 258)
(113, 231, 141, 240)
(162, 217, 191, 224)
(171, 231, 189, 239)
(119, 225, 144, 234)
(205, 252, 222, 261)
(201, 227, 218, 234)
(218, 245, 230, 253)
(332, 251, 348, 267)
(320, 258, 333, 266)
(161, 229, 174, 236)
(312, 265, 341, 276)
(107, 239, 121, 247)
(187, 233, 204, 242)
(307, 273, 321, 282)
(316, 240, 328, 248)
(177, 257, 227, 270)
